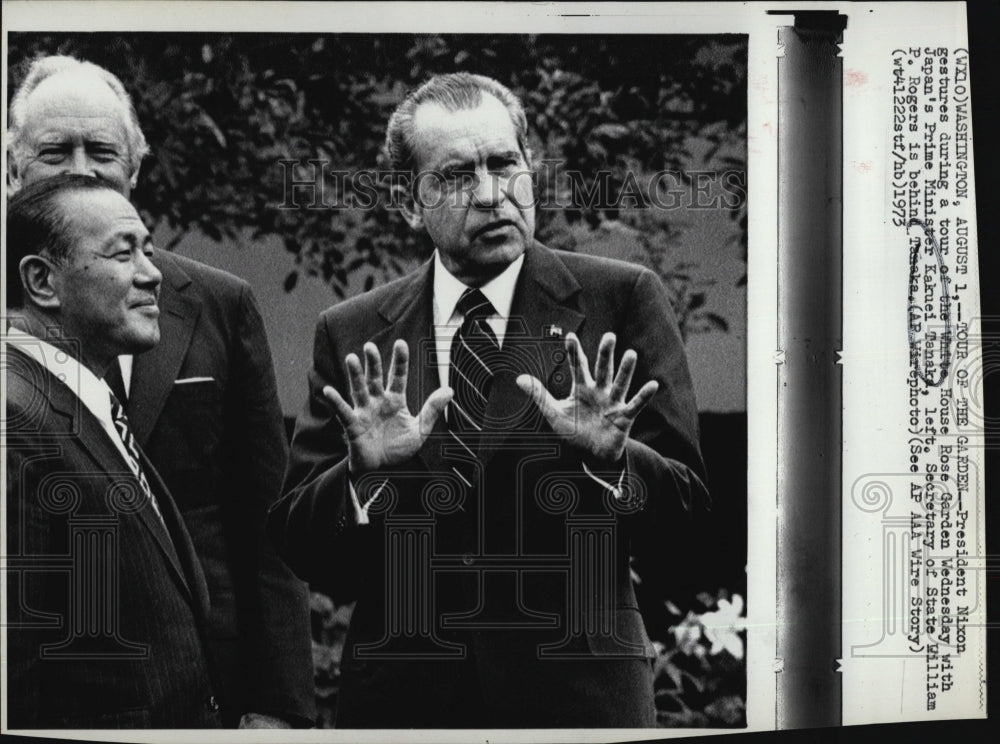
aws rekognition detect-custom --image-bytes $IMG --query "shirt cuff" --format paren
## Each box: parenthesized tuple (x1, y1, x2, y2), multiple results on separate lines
(347, 476, 388, 525)
(581, 460, 626, 501)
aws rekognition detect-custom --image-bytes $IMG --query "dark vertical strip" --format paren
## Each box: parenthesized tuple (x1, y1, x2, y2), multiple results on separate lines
(776, 11, 846, 729)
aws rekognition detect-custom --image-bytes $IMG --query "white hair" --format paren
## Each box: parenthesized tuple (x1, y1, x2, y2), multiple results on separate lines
(8, 55, 150, 177)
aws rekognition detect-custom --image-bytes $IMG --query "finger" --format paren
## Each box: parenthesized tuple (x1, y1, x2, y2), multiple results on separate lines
(322, 384, 357, 429)
(364, 342, 385, 397)
(418, 386, 453, 435)
(344, 353, 370, 407)
(386, 339, 409, 395)
(566, 333, 594, 390)
(609, 348, 638, 402)
(516, 374, 560, 423)
(621, 380, 659, 420)
(593, 332, 616, 388)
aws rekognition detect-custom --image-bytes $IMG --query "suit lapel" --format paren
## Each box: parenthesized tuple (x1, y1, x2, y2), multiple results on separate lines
(364, 245, 587, 474)
(129, 250, 201, 447)
(9, 348, 196, 602)
(477, 243, 584, 469)
(142, 453, 212, 615)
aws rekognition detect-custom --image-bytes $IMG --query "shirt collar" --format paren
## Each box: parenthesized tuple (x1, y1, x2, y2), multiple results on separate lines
(4, 326, 115, 425)
(432, 250, 525, 324)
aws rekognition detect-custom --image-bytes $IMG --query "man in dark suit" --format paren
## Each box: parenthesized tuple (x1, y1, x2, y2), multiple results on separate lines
(6, 55, 315, 727)
(5, 174, 223, 728)
(270, 73, 710, 727)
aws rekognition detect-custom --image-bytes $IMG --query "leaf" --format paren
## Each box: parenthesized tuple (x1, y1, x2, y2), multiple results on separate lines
(703, 313, 729, 332)
(197, 110, 228, 148)
(590, 123, 629, 140)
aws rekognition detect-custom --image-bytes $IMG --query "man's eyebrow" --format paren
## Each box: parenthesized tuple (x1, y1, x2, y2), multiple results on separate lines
(491, 150, 522, 161)
(101, 231, 150, 252)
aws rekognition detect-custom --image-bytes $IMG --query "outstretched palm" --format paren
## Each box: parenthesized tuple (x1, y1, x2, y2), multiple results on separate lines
(323, 340, 452, 475)
(516, 332, 658, 466)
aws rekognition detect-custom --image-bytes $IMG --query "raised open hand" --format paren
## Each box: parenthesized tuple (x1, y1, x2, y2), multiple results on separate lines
(516, 332, 658, 466)
(323, 340, 452, 476)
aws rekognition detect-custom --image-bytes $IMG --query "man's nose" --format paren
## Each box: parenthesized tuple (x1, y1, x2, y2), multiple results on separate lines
(469, 170, 505, 209)
(134, 250, 163, 288)
(65, 146, 94, 176)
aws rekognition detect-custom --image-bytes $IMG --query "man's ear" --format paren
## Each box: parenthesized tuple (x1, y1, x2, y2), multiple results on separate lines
(19, 256, 62, 310)
(128, 162, 141, 190)
(397, 184, 424, 231)
(7, 146, 25, 194)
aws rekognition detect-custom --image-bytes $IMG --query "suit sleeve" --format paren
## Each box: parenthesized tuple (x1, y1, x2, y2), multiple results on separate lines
(619, 268, 713, 603)
(225, 285, 316, 725)
(268, 312, 369, 602)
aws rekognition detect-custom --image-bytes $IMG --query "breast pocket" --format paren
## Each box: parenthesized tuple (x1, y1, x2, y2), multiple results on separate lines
(165, 379, 224, 463)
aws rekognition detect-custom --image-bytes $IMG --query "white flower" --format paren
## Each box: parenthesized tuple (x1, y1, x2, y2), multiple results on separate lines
(699, 594, 746, 660)
(669, 611, 704, 657)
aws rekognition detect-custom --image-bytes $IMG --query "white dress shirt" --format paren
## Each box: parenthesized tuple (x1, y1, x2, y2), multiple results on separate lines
(431, 249, 524, 390)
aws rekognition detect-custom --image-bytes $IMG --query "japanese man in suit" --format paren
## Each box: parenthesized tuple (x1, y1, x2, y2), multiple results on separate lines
(5, 174, 223, 728)
(7, 55, 315, 727)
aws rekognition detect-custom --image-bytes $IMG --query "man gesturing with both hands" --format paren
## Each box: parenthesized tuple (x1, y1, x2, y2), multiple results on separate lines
(270, 72, 710, 728)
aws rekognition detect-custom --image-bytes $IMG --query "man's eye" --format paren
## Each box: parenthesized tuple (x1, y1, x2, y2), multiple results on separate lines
(488, 157, 519, 173)
(89, 148, 119, 162)
(37, 149, 68, 163)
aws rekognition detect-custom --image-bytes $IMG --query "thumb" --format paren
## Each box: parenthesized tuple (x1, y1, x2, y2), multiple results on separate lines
(418, 386, 454, 435)
(516, 374, 557, 420)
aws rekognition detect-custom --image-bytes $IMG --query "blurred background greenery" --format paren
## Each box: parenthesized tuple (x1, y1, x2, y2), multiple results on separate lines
(9, 32, 748, 727)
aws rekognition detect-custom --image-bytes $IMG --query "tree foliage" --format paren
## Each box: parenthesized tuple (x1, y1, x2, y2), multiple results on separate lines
(9, 32, 746, 331)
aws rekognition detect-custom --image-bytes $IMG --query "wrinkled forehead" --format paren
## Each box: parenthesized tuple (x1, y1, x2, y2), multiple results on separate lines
(21, 71, 130, 145)
(409, 94, 520, 169)
(57, 187, 145, 242)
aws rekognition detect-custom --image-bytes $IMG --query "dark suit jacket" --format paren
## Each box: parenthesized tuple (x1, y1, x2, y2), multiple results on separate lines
(270, 243, 710, 727)
(5, 345, 222, 728)
(126, 250, 314, 726)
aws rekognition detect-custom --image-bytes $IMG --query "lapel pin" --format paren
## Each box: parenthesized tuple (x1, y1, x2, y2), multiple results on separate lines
(543, 325, 563, 338)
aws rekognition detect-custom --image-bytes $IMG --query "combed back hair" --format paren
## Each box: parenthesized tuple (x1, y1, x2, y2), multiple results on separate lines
(7, 55, 150, 176)
(6, 174, 115, 308)
(384, 72, 532, 174)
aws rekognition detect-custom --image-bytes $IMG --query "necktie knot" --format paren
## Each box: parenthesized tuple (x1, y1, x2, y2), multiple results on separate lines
(456, 288, 496, 322)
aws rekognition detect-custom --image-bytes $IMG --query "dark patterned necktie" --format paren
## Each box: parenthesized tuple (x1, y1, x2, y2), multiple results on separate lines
(105, 357, 129, 406)
(449, 288, 500, 433)
(109, 391, 164, 524)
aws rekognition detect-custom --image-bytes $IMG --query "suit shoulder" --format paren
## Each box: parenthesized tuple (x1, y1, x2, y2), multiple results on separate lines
(4, 359, 61, 437)
(317, 269, 423, 325)
(548, 247, 654, 288)
(156, 250, 252, 298)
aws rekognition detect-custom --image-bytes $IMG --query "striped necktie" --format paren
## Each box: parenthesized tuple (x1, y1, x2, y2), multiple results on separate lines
(109, 391, 165, 524)
(444, 288, 502, 489)
(448, 287, 500, 433)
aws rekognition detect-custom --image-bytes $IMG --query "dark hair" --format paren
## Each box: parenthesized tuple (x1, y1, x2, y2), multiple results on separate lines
(384, 72, 532, 174)
(6, 174, 115, 308)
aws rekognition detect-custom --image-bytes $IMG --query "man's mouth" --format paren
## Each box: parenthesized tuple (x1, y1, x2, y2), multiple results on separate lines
(471, 220, 516, 241)
(131, 298, 159, 313)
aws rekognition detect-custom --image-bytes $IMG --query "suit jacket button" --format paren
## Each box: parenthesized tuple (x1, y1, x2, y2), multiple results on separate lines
(462, 553, 474, 566)
(205, 695, 220, 712)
